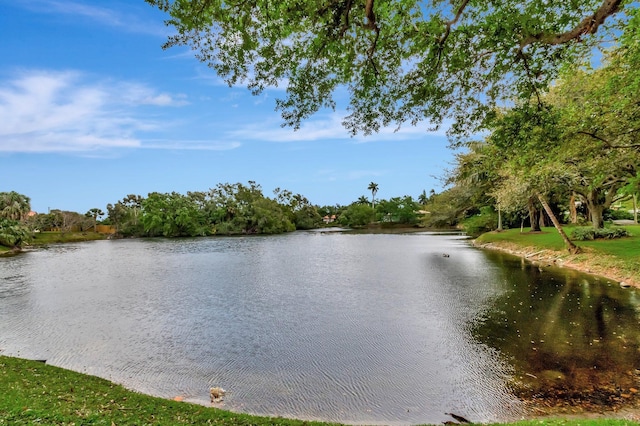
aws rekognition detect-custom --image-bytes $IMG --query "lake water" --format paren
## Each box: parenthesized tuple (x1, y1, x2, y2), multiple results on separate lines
(1, 231, 639, 425)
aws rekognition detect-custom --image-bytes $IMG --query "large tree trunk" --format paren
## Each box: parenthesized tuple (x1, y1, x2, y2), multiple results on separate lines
(569, 192, 578, 224)
(539, 209, 547, 228)
(584, 189, 606, 229)
(528, 197, 541, 232)
(536, 193, 580, 254)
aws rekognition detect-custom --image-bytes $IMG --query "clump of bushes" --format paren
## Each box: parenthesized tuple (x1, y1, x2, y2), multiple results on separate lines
(462, 206, 498, 237)
(604, 208, 634, 221)
(570, 226, 631, 241)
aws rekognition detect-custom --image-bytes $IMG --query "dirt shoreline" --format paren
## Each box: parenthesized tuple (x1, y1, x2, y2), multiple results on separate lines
(472, 240, 640, 289)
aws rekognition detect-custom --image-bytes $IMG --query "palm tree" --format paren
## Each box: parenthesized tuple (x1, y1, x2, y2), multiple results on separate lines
(367, 182, 379, 209)
(0, 191, 31, 221)
(418, 190, 428, 205)
(86, 208, 104, 232)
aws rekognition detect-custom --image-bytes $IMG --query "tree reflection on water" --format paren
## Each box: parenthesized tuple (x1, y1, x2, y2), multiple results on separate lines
(474, 255, 640, 412)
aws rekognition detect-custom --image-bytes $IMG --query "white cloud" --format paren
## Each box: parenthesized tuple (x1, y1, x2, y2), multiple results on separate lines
(13, 0, 169, 37)
(0, 69, 192, 153)
(141, 140, 241, 151)
(227, 112, 447, 143)
(117, 83, 189, 107)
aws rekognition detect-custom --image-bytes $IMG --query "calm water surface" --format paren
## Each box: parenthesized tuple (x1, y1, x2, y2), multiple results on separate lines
(1, 231, 639, 425)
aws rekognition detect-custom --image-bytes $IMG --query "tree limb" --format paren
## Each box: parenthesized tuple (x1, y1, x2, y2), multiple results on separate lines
(438, 0, 471, 45)
(577, 130, 613, 147)
(520, 0, 623, 48)
(362, 0, 380, 73)
(516, 50, 542, 106)
(340, 0, 353, 36)
(577, 129, 640, 149)
(434, 0, 471, 71)
(364, 0, 377, 30)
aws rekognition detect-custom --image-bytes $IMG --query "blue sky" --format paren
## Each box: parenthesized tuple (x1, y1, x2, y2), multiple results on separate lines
(1, 0, 453, 214)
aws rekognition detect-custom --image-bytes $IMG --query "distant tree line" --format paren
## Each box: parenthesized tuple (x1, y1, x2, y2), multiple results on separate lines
(104, 182, 431, 237)
(337, 191, 424, 228)
(1, 182, 439, 249)
(104, 182, 323, 237)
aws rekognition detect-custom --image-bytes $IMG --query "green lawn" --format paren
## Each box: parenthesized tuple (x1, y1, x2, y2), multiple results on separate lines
(578, 231, 640, 260)
(476, 226, 571, 251)
(475, 224, 640, 285)
(476, 225, 640, 257)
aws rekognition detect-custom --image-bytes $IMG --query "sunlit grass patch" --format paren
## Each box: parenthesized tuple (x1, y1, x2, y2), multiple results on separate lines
(475, 225, 640, 286)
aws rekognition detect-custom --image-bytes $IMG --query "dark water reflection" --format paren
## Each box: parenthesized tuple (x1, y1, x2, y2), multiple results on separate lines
(474, 252, 640, 408)
(0, 232, 639, 424)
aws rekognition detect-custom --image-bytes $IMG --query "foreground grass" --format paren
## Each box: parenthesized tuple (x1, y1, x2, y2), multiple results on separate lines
(475, 225, 640, 285)
(1, 356, 638, 426)
(0, 356, 333, 426)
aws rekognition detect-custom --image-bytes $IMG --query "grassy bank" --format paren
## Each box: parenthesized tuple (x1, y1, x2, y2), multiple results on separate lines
(0, 355, 331, 426)
(474, 225, 640, 287)
(1, 356, 639, 425)
(1, 232, 107, 256)
(30, 231, 108, 245)
(1, 231, 108, 254)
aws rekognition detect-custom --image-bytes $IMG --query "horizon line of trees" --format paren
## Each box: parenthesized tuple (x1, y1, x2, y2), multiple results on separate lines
(104, 182, 433, 237)
(105, 182, 321, 237)
(0, 182, 443, 248)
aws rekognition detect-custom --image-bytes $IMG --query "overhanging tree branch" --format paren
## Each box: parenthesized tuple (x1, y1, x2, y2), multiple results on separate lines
(577, 131, 613, 147)
(577, 129, 640, 149)
(364, 0, 380, 72)
(434, 0, 471, 70)
(520, 0, 623, 48)
(438, 0, 471, 45)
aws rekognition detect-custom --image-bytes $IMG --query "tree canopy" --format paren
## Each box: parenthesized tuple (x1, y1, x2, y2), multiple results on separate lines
(439, 34, 640, 246)
(0, 191, 31, 221)
(146, 0, 631, 138)
(0, 192, 31, 248)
